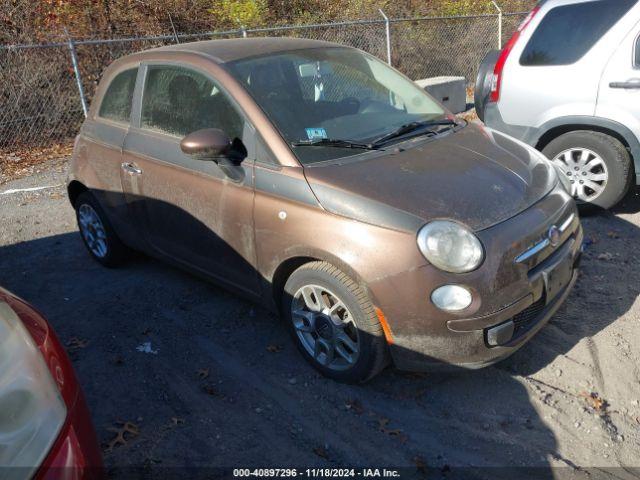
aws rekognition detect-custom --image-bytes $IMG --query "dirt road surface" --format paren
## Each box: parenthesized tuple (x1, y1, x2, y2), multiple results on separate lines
(1, 159, 639, 479)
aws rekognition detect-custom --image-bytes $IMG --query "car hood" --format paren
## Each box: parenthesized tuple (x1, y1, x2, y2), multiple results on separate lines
(303, 124, 557, 232)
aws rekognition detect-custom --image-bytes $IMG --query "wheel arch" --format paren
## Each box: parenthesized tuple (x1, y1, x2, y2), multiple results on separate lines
(269, 250, 370, 312)
(67, 180, 89, 207)
(532, 117, 639, 182)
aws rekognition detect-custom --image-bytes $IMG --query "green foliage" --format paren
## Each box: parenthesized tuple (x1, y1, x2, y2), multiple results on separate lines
(431, 0, 493, 16)
(209, 0, 268, 28)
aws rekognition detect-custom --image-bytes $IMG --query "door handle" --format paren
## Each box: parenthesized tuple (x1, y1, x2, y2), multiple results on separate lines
(609, 80, 640, 89)
(121, 162, 142, 175)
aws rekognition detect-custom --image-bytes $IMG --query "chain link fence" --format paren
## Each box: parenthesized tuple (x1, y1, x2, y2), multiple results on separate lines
(0, 11, 528, 155)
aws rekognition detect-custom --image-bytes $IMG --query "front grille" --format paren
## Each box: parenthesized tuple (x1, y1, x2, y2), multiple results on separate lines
(512, 297, 546, 338)
(516, 212, 577, 269)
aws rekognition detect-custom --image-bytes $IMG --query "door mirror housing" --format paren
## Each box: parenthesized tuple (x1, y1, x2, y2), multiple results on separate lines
(180, 128, 232, 160)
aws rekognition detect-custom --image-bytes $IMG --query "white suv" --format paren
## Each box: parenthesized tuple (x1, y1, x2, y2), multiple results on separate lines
(476, 0, 640, 209)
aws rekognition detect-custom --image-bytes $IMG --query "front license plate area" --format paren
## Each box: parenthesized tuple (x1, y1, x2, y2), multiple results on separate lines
(542, 255, 573, 303)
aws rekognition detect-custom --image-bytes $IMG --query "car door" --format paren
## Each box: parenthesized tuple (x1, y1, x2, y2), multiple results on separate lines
(597, 13, 640, 139)
(120, 62, 259, 295)
(80, 66, 138, 238)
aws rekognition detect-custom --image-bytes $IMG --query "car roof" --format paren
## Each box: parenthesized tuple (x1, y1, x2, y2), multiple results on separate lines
(141, 37, 343, 64)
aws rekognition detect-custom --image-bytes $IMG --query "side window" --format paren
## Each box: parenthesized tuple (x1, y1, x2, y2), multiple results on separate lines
(98, 68, 138, 123)
(520, 0, 636, 66)
(140, 65, 244, 139)
(635, 34, 640, 68)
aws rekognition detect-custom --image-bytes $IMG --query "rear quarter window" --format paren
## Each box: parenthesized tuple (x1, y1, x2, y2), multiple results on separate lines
(520, 0, 636, 66)
(98, 68, 138, 123)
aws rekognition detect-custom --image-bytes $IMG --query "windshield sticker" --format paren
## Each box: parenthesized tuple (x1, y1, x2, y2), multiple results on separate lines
(305, 128, 328, 140)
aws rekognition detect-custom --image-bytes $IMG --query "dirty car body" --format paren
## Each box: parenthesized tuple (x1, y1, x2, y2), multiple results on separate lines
(68, 38, 583, 381)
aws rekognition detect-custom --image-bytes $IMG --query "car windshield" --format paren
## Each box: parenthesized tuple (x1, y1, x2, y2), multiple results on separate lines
(226, 47, 447, 164)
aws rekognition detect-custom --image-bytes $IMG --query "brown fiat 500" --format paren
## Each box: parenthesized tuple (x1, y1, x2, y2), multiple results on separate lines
(68, 38, 582, 382)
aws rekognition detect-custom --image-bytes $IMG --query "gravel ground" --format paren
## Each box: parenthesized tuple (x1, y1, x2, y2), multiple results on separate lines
(1, 158, 640, 479)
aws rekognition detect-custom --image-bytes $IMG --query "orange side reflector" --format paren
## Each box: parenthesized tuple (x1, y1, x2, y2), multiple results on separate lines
(375, 307, 394, 345)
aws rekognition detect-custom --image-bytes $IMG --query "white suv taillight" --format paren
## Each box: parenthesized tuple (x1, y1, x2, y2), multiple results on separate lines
(489, 6, 541, 103)
(0, 301, 66, 477)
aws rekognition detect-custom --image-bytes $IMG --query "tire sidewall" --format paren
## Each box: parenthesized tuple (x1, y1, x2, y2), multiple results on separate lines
(282, 266, 378, 383)
(542, 132, 631, 209)
(75, 192, 122, 267)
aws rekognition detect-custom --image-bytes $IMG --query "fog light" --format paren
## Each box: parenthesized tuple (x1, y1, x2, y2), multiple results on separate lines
(431, 285, 473, 311)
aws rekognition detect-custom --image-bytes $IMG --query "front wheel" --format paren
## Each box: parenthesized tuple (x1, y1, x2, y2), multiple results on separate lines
(282, 262, 389, 383)
(542, 131, 633, 210)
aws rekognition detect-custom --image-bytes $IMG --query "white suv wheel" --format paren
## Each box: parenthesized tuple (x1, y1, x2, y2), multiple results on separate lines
(551, 148, 609, 202)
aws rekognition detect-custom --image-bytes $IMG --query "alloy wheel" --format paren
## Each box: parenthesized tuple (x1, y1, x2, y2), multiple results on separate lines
(78, 204, 108, 258)
(291, 284, 360, 371)
(551, 148, 608, 202)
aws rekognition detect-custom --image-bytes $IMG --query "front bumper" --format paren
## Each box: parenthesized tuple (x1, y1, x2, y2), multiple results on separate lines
(371, 187, 583, 371)
(36, 389, 104, 480)
(390, 252, 580, 371)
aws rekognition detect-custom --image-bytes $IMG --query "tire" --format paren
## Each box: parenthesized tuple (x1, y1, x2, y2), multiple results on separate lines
(542, 130, 633, 210)
(474, 50, 500, 123)
(282, 261, 389, 383)
(74, 191, 129, 267)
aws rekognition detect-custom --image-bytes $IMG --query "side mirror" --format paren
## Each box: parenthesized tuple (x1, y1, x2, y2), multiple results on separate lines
(180, 128, 231, 160)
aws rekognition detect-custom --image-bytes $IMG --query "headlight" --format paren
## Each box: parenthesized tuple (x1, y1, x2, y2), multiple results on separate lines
(0, 301, 66, 476)
(417, 221, 484, 273)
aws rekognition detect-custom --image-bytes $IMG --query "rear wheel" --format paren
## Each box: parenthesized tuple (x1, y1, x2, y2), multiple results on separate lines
(75, 192, 130, 267)
(542, 131, 633, 210)
(282, 261, 389, 383)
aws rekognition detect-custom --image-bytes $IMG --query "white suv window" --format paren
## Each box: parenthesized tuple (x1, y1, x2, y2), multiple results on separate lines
(520, 0, 636, 66)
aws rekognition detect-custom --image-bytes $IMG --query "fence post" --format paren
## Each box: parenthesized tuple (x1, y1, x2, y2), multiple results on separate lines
(241, 26, 247, 38)
(169, 14, 180, 43)
(491, 0, 503, 49)
(64, 28, 88, 118)
(378, 9, 392, 66)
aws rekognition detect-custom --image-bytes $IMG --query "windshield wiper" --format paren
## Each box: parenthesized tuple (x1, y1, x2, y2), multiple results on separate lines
(292, 138, 381, 150)
(370, 119, 459, 146)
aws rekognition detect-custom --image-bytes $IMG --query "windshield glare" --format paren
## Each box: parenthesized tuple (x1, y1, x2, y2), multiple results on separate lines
(227, 47, 446, 164)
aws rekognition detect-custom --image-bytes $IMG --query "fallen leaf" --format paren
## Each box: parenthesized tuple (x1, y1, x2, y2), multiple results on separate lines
(597, 252, 613, 261)
(345, 398, 364, 414)
(197, 368, 209, 380)
(266, 344, 283, 353)
(104, 421, 139, 452)
(378, 417, 403, 436)
(170, 417, 184, 426)
(313, 446, 329, 459)
(1, 142, 73, 185)
(66, 337, 89, 351)
(607, 231, 620, 239)
(202, 384, 217, 396)
(413, 455, 427, 473)
(580, 391, 607, 412)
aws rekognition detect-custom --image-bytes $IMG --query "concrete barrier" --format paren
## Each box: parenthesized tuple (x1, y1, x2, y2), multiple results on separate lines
(415, 76, 466, 114)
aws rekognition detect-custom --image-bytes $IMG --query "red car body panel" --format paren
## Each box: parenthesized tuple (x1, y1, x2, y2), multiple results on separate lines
(0, 289, 103, 478)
